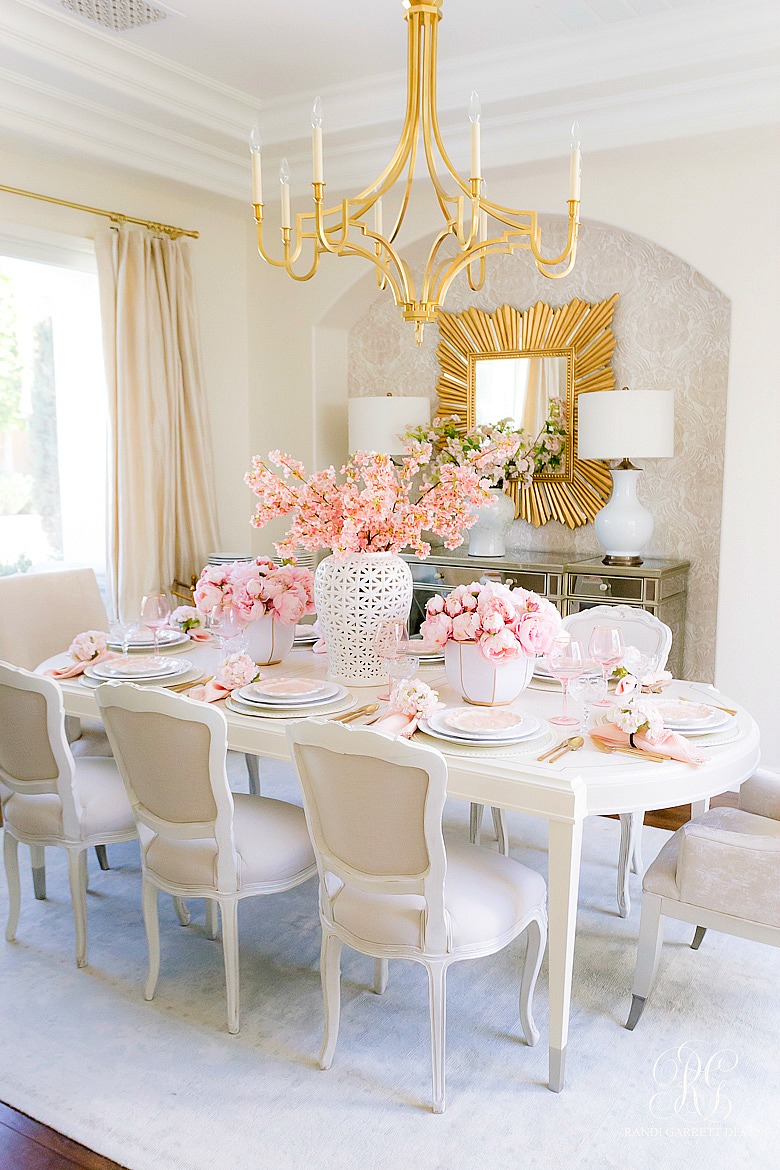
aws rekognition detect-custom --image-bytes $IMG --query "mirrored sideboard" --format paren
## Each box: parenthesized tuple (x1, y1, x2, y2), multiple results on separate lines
(402, 549, 690, 678)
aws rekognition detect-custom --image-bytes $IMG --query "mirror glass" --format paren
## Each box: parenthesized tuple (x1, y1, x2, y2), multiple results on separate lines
(474, 353, 569, 438)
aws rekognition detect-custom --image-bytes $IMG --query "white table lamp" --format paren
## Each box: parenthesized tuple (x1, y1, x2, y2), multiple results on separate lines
(577, 388, 674, 566)
(348, 394, 430, 457)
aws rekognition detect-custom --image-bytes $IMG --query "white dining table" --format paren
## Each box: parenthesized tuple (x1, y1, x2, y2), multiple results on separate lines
(38, 642, 761, 1093)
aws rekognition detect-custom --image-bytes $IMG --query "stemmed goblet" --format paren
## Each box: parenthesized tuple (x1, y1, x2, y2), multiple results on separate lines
(545, 636, 585, 728)
(588, 626, 625, 707)
(372, 619, 409, 699)
(140, 593, 171, 663)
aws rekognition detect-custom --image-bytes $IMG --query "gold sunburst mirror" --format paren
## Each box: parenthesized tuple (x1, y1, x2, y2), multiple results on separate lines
(435, 295, 619, 527)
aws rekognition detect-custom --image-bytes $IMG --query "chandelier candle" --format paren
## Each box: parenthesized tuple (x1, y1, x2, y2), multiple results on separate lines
(311, 97, 324, 184)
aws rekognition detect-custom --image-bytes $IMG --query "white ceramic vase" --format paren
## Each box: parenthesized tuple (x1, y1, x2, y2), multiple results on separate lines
(444, 640, 534, 706)
(314, 551, 413, 686)
(468, 487, 516, 558)
(245, 613, 296, 666)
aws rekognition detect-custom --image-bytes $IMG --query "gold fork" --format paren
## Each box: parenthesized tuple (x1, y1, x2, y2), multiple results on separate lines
(591, 736, 666, 764)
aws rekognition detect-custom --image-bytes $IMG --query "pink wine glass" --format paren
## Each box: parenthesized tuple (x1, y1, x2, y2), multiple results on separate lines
(588, 625, 625, 707)
(140, 593, 171, 662)
(545, 636, 585, 727)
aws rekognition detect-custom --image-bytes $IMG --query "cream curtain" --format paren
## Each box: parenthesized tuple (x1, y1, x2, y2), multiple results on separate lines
(96, 228, 220, 619)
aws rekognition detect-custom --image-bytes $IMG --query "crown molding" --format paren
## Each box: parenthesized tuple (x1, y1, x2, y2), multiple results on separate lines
(0, 0, 777, 202)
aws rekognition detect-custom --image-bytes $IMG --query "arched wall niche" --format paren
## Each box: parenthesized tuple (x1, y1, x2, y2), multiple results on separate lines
(313, 215, 730, 682)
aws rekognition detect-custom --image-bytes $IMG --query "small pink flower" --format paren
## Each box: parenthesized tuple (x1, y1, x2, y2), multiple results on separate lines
(69, 630, 107, 662)
(452, 611, 481, 641)
(615, 674, 639, 697)
(217, 653, 260, 690)
(444, 592, 463, 618)
(420, 611, 453, 649)
(479, 628, 520, 661)
(426, 595, 445, 616)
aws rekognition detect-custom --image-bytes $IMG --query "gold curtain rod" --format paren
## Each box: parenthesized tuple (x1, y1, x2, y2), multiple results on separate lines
(0, 184, 199, 240)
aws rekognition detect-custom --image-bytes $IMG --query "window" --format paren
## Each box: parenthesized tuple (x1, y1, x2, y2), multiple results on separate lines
(0, 237, 107, 588)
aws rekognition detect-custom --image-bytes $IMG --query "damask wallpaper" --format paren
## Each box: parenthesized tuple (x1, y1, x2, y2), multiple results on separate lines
(347, 216, 730, 681)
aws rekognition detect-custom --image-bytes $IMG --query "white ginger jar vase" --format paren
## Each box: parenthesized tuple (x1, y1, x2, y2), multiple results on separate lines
(467, 487, 516, 558)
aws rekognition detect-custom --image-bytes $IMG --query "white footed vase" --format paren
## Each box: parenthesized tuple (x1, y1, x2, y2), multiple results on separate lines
(245, 614, 296, 666)
(467, 487, 516, 558)
(445, 640, 534, 706)
(314, 552, 413, 686)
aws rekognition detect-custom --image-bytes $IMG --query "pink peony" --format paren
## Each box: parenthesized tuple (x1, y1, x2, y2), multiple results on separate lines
(216, 653, 259, 691)
(513, 603, 561, 657)
(272, 589, 307, 625)
(420, 611, 453, 649)
(425, 594, 445, 616)
(444, 592, 464, 618)
(451, 611, 481, 642)
(69, 630, 108, 662)
(479, 628, 520, 661)
(481, 611, 506, 635)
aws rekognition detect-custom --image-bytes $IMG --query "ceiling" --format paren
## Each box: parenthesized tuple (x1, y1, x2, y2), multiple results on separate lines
(0, 0, 778, 201)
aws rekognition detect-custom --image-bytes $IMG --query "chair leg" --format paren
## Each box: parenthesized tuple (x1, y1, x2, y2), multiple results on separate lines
(67, 849, 88, 968)
(617, 813, 636, 918)
(172, 896, 190, 926)
(691, 925, 707, 950)
(94, 845, 110, 871)
(142, 879, 161, 1000)
(491, 807, 509, 856)
(626, 892, 664, 1030)
(519, 913, 546, 1048)
(221, 899, 240, 1035)
(426, 961, 448, 1114)
(319, 930, 343, 1070)
(469, 803, 483, 846)
(631, 813, 643, 874)
(30, 844, 46, 900)
(245, 754, 261, 796)
(3, 831, 21, 942)
(373, 958, 388, 995)
(206, 898, 219, 940)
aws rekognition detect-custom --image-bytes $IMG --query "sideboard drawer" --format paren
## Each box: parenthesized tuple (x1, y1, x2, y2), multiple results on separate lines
(568, 572, 644, 602)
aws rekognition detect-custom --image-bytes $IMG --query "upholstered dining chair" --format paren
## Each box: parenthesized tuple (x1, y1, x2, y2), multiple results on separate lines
(0, 567, 114, 871)
(287, 719, 548, 1113)
(471, 604, 672, 919)
(626, 769, 780, 1030)
(96, 682, 317, 1034)
(0, 662, 137, 967)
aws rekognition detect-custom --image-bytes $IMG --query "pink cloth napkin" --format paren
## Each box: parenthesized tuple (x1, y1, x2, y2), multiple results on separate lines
(371, 711, 418, 738)
(187, 629, 212, 642)
(312, 639, 327, 655)
(188, 679, 233, 703)
(591, 722, 707, 765)
(46, 650, 119, 680)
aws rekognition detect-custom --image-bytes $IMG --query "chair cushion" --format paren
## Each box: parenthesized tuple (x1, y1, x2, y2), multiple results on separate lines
(3, 756, 134, 841)
(330, 841, 546, 955)
(144, 794, 315, 893)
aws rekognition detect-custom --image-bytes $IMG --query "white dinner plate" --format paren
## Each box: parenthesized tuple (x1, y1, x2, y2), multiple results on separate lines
(236, 681, 341, 707)
(420, 711, 544, 747)
(245, 677, 331, 701)
(407, 637, 445, 660)
(107, 629, 190, 651)
(89, 656, 192, 681)
(81, 662, 202, 689)
(294, 626, 319, 644)
(225, 691, 354, 720)
(441, 707, 525, 737)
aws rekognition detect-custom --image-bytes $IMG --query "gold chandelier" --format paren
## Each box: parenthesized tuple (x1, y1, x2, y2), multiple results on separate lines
(249, 0, 581, 343)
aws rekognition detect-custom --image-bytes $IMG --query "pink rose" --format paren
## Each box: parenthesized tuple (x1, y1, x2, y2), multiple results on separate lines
(514, 606, 561, 657)
(479, 628, 520, 661)
(426, 594, 445, 616)
(420, 611, 453, 649)
(451, 611, 481, 642)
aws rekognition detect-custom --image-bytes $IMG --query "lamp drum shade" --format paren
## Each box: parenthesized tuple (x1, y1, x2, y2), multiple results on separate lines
(348, 395, 430, 456)
(577, 390, 674, 460)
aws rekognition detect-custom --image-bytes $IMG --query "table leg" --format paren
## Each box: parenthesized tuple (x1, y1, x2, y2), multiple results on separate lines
(546, 817, 584, 1093)
(691, 798, 710, 819)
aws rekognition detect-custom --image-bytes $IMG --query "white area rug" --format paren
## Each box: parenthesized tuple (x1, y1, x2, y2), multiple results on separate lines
(0, 753, 776, 1170)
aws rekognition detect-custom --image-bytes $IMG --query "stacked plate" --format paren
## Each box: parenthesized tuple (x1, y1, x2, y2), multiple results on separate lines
(418, 707, 545, 747)
(83, 656, 198, 688)
(207, 553, 253, 565)
(226, 676, 354, 720)
(294, 624, 319, 646)
(655, 698, 733, 737)
(407, 636, 444, 664)
(107, 628, 190, 652)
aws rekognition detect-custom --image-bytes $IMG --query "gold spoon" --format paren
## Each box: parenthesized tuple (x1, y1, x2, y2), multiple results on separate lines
(538, 735, 584, 763)
(332, 703, 379, 724)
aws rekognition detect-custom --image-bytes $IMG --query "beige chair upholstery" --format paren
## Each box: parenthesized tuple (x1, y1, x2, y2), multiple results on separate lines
(96, 682, 317, 1034)
(0, 568, 108, 671)
(0, 663, 136, 968)
(626, 770, 780, 1029)
(287, 719, 548, 1113)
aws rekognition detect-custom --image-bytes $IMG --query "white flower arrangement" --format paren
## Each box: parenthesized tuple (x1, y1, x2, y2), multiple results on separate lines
(170, 605, 206, 633)
(606, 694, 665, 744)
(389, 679, 442, 721)
(68, 630, 108, 662)
(215, 653, 260, 691)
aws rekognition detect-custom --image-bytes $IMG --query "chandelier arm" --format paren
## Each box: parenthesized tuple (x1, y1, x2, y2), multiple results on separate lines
(255, 211, 295, 270)
(282, 230, 321, 282)
(527, 201, 580, 269)
(466, 252, 486, 292)
(336, 240, 412, 307)
(427, 12, 472, 199)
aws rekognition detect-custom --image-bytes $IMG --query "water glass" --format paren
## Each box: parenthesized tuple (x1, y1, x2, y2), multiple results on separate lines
(208, 608, 248, 656)
(388, 654, 420, 700)
(110, 617, 136, 659)
(372, 619, 409, 697)
(570, 672, 607, 729)
(140, 593, 171, 661)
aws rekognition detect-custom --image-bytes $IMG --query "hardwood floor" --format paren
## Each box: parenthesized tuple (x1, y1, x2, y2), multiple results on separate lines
(0, 1104, 125, 1169)
(0, 790, 739, 1168)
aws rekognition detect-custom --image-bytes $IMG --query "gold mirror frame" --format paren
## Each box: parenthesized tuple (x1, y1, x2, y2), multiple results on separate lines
(435, 295, 619, 528)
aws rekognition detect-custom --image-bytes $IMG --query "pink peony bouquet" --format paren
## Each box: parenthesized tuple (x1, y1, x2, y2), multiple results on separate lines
(215, 653, 260, 691)
(69, 630, 108, 662)
(244, 446, 494, 560)
(420, 581, 561, 662)
(389, 678, 442, 721)
(194, 557, 316, 627)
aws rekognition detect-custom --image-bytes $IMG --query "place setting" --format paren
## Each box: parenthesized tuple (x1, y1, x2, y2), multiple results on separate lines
(80, 654, 202, 690)
(225, 675, 355, 720)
